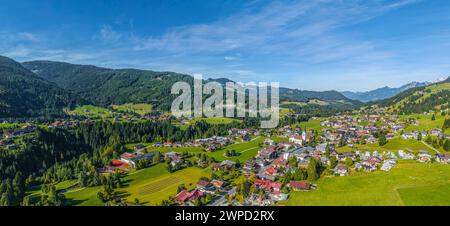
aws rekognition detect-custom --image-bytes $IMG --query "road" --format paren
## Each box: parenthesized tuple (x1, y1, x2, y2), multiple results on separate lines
(421, 140, 441, 154)
(208, 187, 236, 206)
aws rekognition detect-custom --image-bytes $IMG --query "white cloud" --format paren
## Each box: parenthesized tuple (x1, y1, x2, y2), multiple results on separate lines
(98, 25, 122, 43)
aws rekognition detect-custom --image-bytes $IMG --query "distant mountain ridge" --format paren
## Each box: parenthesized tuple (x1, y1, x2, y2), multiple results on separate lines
(342, 81, 430, 102)
(0, 56, 87, 118)
(369, 76, 450, 114)
(22, 61, 361, 111)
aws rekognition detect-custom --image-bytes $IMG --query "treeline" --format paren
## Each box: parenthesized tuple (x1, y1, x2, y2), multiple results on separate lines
(396, 90, 450, 114)
(0, 118, 274, 205)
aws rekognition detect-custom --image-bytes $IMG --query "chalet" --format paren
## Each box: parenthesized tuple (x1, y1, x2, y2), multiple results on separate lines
(398, 150, 415, 160)
(417, 151, 432, 163)
(287, 181, 313, 191)
(164, 151, 180, 159)
(257, 146, 278, 160)
(175, 189, 204, 204)
(333, 164, 348, 176)
(435, 154, 450, 164)
(381, 160, 396, 171)
(336, 152, 356, 161)
(401, 132, 414, 140)
(264, 139, 275, 146)
(272, 157, 288, 169)
(430, 128, 443, 137)
(212, 160, 236, 172)
(242, 160, 261, 175)
(254, 180, 282, 194)
(211, 179, 226, 189)
(196, 180, 213, 192)
(316, 143, 328, 153)
(133, 144, 146, 152)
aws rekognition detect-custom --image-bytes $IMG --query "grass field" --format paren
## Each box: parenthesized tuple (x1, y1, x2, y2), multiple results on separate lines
(292, 118, 324, 133)
(0, 123, 26, 129)
(111, 103, 152, 116)
(207, 136, 265, 162)
(66, 105, 113, 118)
(401, 113, 449, 134)
(189, 117, 241, 125)
(286, 161, 450, 206)
(64, 164, 210, 206)
(336, 137, 435, 154)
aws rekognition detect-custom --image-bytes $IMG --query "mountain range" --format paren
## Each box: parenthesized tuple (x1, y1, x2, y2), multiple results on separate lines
(341, 81, 430, 102)
(0, 55, 360, 118)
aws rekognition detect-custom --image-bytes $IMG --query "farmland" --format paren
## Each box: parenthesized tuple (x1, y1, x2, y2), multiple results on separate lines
(64, 164, 210, 206)
(286, 161, 450, 206)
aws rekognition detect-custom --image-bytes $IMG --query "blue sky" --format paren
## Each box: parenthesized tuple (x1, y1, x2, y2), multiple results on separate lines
(1, 0, 450, 91)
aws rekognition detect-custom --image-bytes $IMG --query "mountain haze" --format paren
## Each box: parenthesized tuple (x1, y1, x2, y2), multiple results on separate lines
(342, 81, 429, 102)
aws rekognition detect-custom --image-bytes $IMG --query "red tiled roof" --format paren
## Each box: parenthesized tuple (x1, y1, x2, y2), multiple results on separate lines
(175, 190, 191, 203)
(289, 181, 311, 190)
(120, 153, 136, 159)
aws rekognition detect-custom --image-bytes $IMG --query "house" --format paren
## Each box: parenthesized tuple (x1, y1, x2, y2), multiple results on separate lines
(254, 180, 282, 194)
(333, 164, 348, 176)
(381, 160, 396, 171)
(436, 154, 450, 164)
(287, 181, 313, 191)
(315, 143, 328, 153)
(164, 151, 180, 159)
(264, 139, 275, 146)
(401, 132, 414, 140)
(336, 152, 355, 161)
(211, 179, 226, 189)
(417, 150, 432, 163)
(197, 180, 213, 192)
(212, 160, 236, 171)
(257, 146, 278, 160)
(242, 160, 261, 175)
(398, 150, 415, 160)
(175, 189, 204, 204)
(133, 144, 146, 152)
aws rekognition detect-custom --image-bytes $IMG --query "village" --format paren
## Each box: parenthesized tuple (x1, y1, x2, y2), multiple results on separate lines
(2, 108, 449, 206)
(90, 110, 450, 206)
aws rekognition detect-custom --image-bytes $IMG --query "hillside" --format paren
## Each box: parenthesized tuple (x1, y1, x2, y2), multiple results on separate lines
(0, 56, 86, 118)
(23, 61, 361, 113)
(371, 78, 450, 114)
(342, 81, 429, 102)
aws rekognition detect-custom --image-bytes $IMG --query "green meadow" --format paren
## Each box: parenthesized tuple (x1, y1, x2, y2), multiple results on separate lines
(111, 103, 153, 116)
(64, 164, 210, 206)
(189, 117, 241, 125)
(337, 137, 435, 154)
(66, 105, 113, 118)
(286, 161, 450, 206)
(401, 113, 449, 134)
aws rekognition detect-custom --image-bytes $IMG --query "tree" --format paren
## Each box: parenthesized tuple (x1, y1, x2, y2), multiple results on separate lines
(307, 158, 321, 181)
(378, 133, 387, 146)
(152, 152, 161, 165)
(329, 156, 338, 169)
(444, 139, 450, 152)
